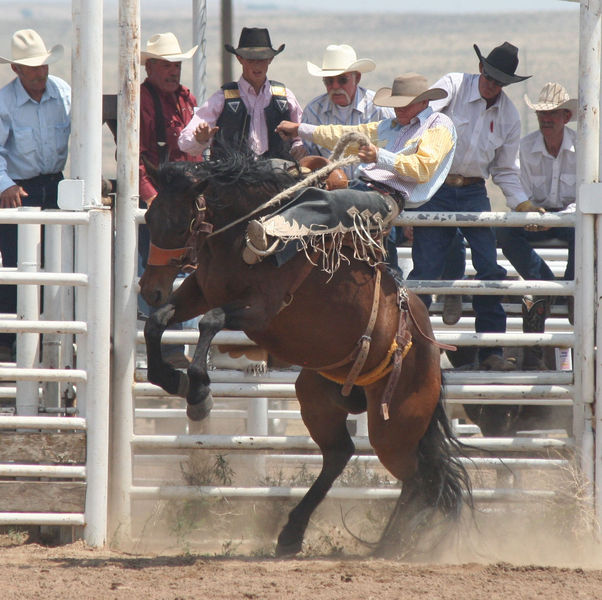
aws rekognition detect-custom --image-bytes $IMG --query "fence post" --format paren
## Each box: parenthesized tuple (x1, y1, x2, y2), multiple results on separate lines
(83, 209, 113, 547)
(16, 208, 41, 416)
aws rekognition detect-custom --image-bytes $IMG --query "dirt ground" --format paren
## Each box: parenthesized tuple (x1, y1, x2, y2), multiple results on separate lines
(2, 537, 602, 600)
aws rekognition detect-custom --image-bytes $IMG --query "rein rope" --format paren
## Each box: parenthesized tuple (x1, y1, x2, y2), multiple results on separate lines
(206, 131, 371, 239)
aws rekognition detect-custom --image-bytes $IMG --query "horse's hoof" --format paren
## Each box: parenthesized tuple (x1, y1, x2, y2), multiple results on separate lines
(275, 540, 302, 557)
(186, 394, 213, 422)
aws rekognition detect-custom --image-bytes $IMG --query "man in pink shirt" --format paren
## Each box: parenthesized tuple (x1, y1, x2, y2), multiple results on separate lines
(179, 27, 305, 161)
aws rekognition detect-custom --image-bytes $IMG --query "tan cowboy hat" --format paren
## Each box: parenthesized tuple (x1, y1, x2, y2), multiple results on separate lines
(141, 32, 198, 65)
(307, 44, 375, 77)
(524, 82, 577, 120)
(0, 29, 63, 66)
(373, 73, 446, 108)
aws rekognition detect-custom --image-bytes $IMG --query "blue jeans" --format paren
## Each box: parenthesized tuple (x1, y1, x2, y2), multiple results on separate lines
(408, 182, 507, 360)
(0, 173, 61, 348)
(442, 230, 467, 280)
(497, 225, 574, 282)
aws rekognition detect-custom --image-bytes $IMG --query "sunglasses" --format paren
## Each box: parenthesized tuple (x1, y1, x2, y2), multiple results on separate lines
(483, 72, 508, 88)
(323, 75, 352, 86)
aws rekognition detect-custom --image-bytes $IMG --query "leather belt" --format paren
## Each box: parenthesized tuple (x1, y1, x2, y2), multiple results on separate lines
(445, 174, 485, 187)
(359, 176, 407, 208)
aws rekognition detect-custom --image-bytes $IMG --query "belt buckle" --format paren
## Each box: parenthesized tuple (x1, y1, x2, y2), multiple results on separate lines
(447, 174, 464, 187)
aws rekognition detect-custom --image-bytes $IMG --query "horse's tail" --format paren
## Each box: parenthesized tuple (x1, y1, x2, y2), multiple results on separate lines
(374, 382, 474, 556)
(416, 384, 474, 517)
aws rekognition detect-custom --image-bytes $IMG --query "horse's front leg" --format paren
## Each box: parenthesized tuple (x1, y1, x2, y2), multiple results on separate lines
(185, 307, 226, 421)
(186, 298, 278, 421)
(144, 302, 189, 397)
(145, 273, 208, 399)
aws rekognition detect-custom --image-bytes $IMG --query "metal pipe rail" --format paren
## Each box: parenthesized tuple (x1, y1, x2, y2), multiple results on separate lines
(0, 272, 88, 286)
(395, 211, 575, 228)
(0, 513, 85, 526)
(131, 434, 569, 453)
(0, 465, 86, 478)
(0, 416, 86, 429)
(0, 211, 90, 225)
(132, 453, 569, 471)
(133, 382, 573, 402)
(403, 279, 573, 296)
(0, 368, 87, 382)
(0, 320, 87, 334)
(130, 484, 557, 503)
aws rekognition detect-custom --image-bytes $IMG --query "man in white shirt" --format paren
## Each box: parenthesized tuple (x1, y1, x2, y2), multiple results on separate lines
(178, 27, 305, 161)
(408, 41, 530, 371)
(302, 45, 394, 173)
(0, 29, 71, 361)
(497, 82, 576, 367)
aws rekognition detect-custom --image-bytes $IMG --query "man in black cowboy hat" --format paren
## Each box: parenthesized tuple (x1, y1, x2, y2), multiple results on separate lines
(408, 41, 531, 372)
(178, 27, 305, 161)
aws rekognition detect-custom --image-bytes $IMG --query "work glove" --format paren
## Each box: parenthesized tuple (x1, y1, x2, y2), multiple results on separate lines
(515, 200, 546, 214)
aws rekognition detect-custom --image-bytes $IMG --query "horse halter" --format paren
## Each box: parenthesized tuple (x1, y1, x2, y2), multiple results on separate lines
(146, 194, 211, 268)
(146, 242, 191, 267)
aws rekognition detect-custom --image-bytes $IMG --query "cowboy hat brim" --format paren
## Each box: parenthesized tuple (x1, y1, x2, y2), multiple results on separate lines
(0, 43, 63, 66)
(373, 86, 447, 108)
(225, 43, 285, 60)
(524, 93, 577, 120)
(474, 43, 530, 85)
(306, 58, 376, 77)
(141, 45, 198, 65)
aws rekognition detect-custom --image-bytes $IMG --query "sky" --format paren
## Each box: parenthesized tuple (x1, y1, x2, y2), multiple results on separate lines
(3, 0, 579, 11)
(237, 0, 578, 11)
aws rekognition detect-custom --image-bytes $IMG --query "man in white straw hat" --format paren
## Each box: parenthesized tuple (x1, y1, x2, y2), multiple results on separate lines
(139, 32, 200, 207)
(408, 41, 532, 373)
(0, 29, 70, 362)
(242, 74, 455, 269)
(302, 45, 394, 172)
(138, 32, 200, 368)
(497, 82, 577, 367)
(179, 27, 305, 161)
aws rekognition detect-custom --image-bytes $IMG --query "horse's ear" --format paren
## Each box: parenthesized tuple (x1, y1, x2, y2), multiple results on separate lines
(141, 153, 160, 188)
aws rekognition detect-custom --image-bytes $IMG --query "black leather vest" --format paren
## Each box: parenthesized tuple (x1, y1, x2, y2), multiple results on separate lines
(213, 80, 291, 159)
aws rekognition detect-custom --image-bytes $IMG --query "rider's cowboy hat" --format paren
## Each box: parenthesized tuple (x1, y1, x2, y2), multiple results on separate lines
(473, 41, 530, 85)
(307, 44, 375, 77)
(225, 28, 284, 60)
(0, 29, 63, 66)
(524, 82, 577, 120)
(141, 32, 198, 65)
(373, 73, 447, 108)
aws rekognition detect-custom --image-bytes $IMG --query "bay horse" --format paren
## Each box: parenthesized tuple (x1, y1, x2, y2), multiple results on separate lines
(139, 152, 472, 556)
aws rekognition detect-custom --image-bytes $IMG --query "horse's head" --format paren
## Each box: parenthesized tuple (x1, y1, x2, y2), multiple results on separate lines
(139, 160, 209, 307)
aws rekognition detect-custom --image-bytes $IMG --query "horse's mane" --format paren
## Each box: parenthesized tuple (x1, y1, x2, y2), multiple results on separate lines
(202, 146, 298, 211)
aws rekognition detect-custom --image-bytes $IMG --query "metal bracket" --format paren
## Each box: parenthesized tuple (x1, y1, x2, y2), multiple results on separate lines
(578, 182, 602, 214)
(58, 178, 85, 211)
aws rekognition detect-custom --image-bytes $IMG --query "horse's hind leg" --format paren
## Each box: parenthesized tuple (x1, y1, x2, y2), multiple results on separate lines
(276, 369, 361, 556)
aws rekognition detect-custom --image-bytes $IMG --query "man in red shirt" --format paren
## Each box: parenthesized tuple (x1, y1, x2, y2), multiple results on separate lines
(139, 32, 200, 368)
(139, 31, 200, 206)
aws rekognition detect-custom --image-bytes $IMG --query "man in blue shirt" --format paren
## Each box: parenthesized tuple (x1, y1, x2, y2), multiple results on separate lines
(0, 29, 71, 361)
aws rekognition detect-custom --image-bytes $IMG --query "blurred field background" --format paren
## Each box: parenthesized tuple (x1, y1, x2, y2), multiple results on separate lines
(0, 2, 580, 205)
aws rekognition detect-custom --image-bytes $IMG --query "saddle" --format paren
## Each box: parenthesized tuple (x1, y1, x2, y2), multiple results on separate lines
(244, 186, 400, 272)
